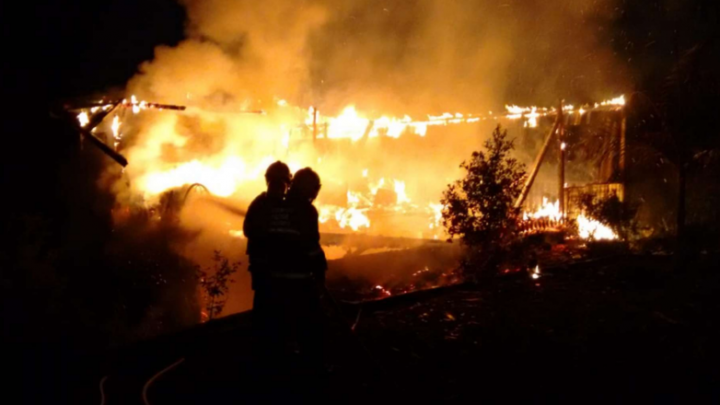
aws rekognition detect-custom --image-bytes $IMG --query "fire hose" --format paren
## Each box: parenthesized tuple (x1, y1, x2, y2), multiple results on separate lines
(141, 358, 186, 405)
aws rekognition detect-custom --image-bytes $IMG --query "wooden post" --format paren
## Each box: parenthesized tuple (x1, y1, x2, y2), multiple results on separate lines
(514, 100, 564, 210)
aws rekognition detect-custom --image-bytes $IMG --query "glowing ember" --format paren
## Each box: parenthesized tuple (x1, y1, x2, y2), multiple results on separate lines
(374, 285, 392, 297)
(77, 111, 90, 127)
(530, 264, 541, 279)
(413, 266, 430, 277)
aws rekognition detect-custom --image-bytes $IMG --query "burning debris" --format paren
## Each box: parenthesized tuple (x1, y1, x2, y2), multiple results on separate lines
(521, 197, 619, 241)
(530, 265, 541, 280)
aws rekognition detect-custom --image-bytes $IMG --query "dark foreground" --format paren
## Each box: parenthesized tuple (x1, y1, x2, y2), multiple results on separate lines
(41, 253, 720, 403)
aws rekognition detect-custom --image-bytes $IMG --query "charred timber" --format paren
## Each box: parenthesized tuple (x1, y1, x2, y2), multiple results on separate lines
(65, 102, 129, 166)
(80, 127, 128, 167)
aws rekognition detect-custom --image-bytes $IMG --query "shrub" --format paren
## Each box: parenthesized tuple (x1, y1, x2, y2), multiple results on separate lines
(441, 126, 526, 280)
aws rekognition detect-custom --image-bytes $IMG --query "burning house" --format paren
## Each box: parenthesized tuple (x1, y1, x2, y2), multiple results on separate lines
(64, 92, 629, 305)
(68, 93, 627, 238)
(53, 0, 643, 312)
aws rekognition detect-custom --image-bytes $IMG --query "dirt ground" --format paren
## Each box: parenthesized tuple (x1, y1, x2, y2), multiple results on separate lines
(355, 253, 720, 402)
(50, 252, 720, 403)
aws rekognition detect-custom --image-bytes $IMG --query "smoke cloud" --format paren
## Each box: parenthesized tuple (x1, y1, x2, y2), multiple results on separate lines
(129, 0, 625, 114)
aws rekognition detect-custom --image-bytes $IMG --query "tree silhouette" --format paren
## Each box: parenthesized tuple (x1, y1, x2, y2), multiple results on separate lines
(441, 125, 526, 280)
(196, 251, 240, 321)
(629, 41, 720, 254)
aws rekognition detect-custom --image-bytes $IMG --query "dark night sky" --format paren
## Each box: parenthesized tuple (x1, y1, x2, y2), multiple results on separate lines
(0, 1, 186, 210)
(3, 0, 185, 101)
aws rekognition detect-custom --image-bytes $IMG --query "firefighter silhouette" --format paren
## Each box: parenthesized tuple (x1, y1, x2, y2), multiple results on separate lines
(286, 167, 327, 371)
(244, 162, 326, 377)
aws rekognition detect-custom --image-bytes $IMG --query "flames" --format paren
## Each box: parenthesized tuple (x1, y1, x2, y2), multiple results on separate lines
(77, 111, 90, 127)
(523, 197, 563, 222)
(306, 94, 625, 143)
(530, 264, 541, 279)
(522, 197, 618, 241)
(576, 213, 618, 241)
(74, 94, 624, 240)
(320, 191, 372, 231)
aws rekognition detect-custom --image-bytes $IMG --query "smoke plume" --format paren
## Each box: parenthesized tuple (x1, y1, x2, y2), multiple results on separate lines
(129, 0, 625, 113)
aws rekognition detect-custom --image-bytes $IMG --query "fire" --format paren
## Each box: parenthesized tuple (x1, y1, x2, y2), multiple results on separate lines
(337, 191, 372, 231)
(303, 95, 624, 143)
(326, 106, 369, 142)
(596, 95, 625, 108)
(530, 265, 541, 279)
(394, 180, 410, 204)
(428, 202, 444, 237)
(111, 115, 121, 148)
(98, 93, 624, 240)
(523, 197, 562, 222)
(77, 111, 90, 127)
(336, 207, 371, 231)
(577, 212, 618, 240)
(374, 285, 392, 297)
(505, 105, 542, 128)
(522, 197, 618, 241)
(139, 156, 269, 198)
(313, 106, 431, 141)
(369, 178, 385, 196)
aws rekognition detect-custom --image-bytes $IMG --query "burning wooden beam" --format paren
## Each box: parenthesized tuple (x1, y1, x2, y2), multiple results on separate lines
(60, 101, 130, 167)
(67, 100, 186, 111)
(514, 101, 564, 209)
(79, 127, 128, 167)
